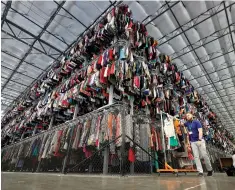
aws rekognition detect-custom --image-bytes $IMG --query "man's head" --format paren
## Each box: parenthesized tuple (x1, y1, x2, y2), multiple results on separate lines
(186, 113, 193, 121)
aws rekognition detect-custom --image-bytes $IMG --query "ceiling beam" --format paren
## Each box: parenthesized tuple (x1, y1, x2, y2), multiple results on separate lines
(3, 19, 63, 54)
(2, 75, 30, 87)
(199, 83, 234, 96)
(1, 64, 36, 80)
(224, 1, 235, 54)
(1, 1, 11, 28)
(157, 2, 234, 47)
(4, 87, 23, 94)
(53, 0, 87, 28)
(189, 62, 235, 82)
(180, 48, 234, 73)
(1, 50, 45, 71)
(143, 1, 180, 25)
(1, 29, 57, 60)
(171, 25, 234, 60)
(195, 76, 235, 89)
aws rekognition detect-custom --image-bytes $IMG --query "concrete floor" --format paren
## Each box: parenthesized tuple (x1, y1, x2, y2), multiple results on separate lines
(1, 172, 235, 190)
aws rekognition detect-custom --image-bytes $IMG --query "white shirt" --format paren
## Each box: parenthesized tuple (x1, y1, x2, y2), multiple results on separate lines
(164, 116, 175, 138)
(232, 154, 235, 168)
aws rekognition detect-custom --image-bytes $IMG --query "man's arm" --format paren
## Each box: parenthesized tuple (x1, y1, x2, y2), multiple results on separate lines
(197, 121, 203, 140)
(182, 123, 190, 146)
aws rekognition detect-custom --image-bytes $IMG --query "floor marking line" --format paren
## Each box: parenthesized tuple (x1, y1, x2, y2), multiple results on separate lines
(184, 183, 205, 190)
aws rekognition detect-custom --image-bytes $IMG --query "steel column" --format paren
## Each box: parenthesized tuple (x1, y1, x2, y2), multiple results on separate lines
(1, 1, 11, 27)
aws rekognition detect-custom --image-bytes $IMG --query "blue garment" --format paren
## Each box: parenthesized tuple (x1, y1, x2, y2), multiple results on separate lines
(184, 120, 202, 142)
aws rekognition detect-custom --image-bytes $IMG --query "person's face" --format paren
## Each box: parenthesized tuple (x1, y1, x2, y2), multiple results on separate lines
(186, 113, 193, 121)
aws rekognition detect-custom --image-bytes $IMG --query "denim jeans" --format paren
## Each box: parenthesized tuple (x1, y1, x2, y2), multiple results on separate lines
(191, 139, 212, 173)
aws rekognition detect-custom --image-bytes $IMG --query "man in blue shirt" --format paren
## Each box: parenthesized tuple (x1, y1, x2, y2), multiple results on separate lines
(184, 113, 213, 176)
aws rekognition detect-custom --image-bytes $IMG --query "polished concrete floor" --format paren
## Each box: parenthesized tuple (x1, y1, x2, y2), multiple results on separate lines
(1, 172, 235, 190)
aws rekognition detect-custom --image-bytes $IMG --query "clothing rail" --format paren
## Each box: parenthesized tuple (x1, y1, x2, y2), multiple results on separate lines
(1, 102, 129, 150)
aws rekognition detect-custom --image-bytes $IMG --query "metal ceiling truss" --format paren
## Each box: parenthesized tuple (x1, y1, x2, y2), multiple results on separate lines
(1, 50, 45, 71)
(142, 1, 180, 25)
(224, 2, 235, 54)
(195, 77, 235, 92)
(171, 24, 235, 61)
(53, 0, 87, 28)
(1, 1, 66, 93)
(189, 60, 235, 82)
(200, 84, 235, 95)
(2, 19, 62, 57)
(1, 64, 36, 80)
(2, 93, 18, 100)
(1, 1, 70, 47)
(1, 1, 12, 27)
(180, 44, 234, 72)
(4, 87, 23, 94)
(1, 76, 28, 87)
(157, 2, 234, 46)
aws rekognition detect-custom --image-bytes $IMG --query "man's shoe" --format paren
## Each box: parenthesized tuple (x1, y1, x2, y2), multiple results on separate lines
(207, 170, 213, 176)
(198, 173, 204, 177)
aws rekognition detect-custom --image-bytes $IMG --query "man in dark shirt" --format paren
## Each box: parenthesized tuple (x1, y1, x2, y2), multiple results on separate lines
(184, 113, 213, 176)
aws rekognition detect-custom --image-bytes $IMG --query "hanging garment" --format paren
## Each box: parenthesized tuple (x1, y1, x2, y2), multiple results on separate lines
(128, 147, 135, 162)
(72, 123, 82, 150)
(110, 113, 117, 154)
(115, 113, 122, 147)
(38, 133, 49, 161)
(87, 117, 98, 146)
(99, 113, 109, 145)
(95, 115, 102, 148)
(163, 115, 176, 138)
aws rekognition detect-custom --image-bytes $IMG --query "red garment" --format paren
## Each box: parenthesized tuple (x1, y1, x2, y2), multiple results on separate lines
(110, 62, 115, 75)
(128, 148, 135, 162)
(97, 55, 103, 65)
(109, 49, 114, 61)
(157, 131, 162, 151)
(83, 146, 92, 158)
(54, 130, 63, 157)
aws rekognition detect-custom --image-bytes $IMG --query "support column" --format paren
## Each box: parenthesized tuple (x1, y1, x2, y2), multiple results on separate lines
(120, 106, 126, 176)
(130, 97, 135, 175)
(160, 111, 167, 164)
(103, 85, 114, 175)
(62, 104, 78, 174)
(48, 115, 55, 130)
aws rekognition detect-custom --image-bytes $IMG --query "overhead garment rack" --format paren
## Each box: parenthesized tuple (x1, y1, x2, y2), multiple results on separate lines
(1, 1, 235, 148)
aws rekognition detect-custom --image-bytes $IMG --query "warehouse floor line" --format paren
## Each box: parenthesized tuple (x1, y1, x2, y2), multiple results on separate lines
(2, 172, 235, 190)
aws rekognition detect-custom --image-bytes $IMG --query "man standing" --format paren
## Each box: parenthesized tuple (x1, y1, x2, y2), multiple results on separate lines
(184, 113, 213, 176)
